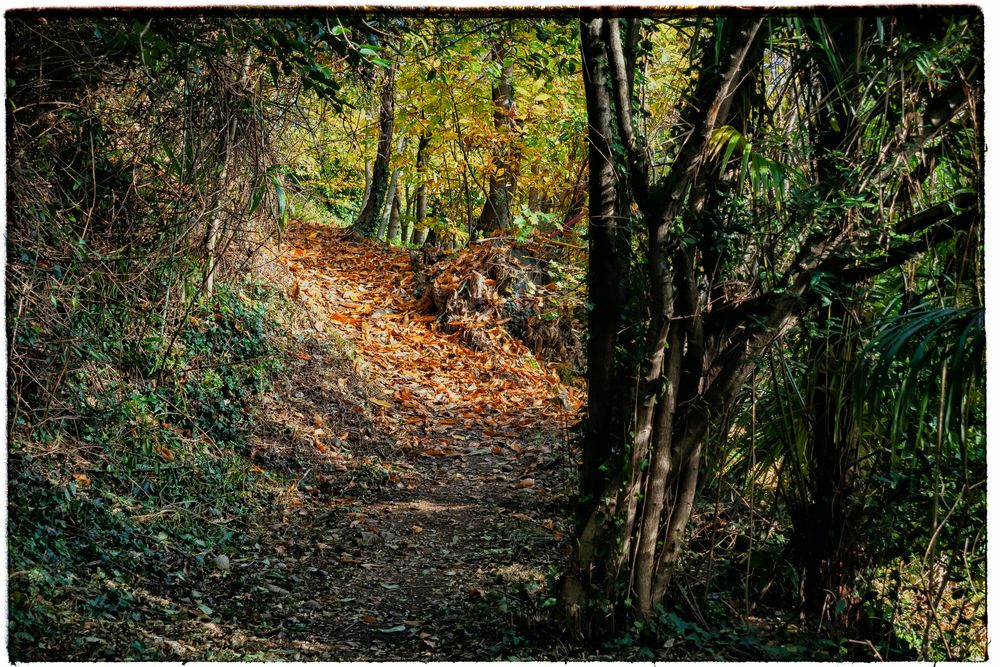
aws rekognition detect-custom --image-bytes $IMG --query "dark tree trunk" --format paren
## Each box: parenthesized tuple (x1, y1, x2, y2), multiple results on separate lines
(561, 14, 767, 636)
(353, 66, 395, 238)
(476, 27, 517, 236)
(796, 305, 862, 622)
(577, 16, 621, 522)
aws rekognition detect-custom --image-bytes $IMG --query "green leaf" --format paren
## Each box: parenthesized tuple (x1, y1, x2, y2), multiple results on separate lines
(248, 175, 267, 215)
(378, 624, 406, 633)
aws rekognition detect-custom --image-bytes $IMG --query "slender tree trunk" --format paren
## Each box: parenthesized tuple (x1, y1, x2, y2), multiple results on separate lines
(205, 54, 250, 297)
(409, 127, 431, 245)
(527, 162, 541, 210)
(386, 189, 402, 245)
(476, 26, 518, 236)
(577, 16, 621, 520)
(378, 165, 403, 240)
(463, 170, 474, 245)
(353, 65, 395, 238)
(399, 184, 413, 244)
(360, 159, 372, 214)
(204, 116, 235, 298)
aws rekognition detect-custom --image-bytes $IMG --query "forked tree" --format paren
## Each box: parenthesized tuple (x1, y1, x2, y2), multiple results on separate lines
(562, 11, 981, 635)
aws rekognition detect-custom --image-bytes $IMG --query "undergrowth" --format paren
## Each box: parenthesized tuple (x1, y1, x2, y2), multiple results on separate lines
(8, 282, 293, 660)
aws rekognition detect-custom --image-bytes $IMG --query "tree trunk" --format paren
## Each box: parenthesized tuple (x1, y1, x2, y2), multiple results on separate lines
(353, 65, 395, 238)
(205, 53, 250, 297)
(378, 165, 403, 240)
(386, 189, 402, 245)
(527, 162, 542, 210)
(410, 127, 431, 245)
(476, 26, 518, 236)
(204, 114, 235, 298)
(360, 159, 372, 214)
(796, 305, 862, 623)
(577, 16, 621, 522)
(399, 184, 414, 245)
(560, 14, 765, 637)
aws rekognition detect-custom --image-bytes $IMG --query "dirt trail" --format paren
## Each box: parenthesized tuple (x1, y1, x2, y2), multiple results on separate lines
(193, 222, 583, 660)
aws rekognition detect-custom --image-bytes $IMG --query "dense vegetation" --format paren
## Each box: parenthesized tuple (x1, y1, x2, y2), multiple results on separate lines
(7, 9, 984, 660)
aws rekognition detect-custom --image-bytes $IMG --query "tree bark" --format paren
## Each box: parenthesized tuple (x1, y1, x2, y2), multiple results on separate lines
(399, 184, 413, 245)
(386, 189, 402, 245)
(577, 16, 621, 520)
(353, 66, 395, 238)
(410, 127, 431, 245)
(204, 114, 235, 298)
(378, 164, 403, 240)
(561, 14, 765, 636)
(476, 25, 518, 236)
(205, 53, 251, 297)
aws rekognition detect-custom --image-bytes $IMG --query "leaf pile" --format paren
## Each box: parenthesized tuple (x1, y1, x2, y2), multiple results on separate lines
(280, 223, 583, 454)
(413, 239, 584, 371)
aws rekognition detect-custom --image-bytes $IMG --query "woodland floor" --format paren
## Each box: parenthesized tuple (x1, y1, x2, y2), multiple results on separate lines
(150, 222, 586, 660)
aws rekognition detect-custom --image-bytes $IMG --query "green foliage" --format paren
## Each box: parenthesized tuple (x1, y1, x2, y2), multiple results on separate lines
(8, 283, 289, 660)
(596, 602, 879, 660)
(288, 155, 365, 224)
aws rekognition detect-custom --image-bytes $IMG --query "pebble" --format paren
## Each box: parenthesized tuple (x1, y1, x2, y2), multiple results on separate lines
(300, 599, 322, 612)
(265, 583, 291, 595)
(357, 531, 381, 547)
(213, 554, 230, 571)
(294, 391, 305, 399)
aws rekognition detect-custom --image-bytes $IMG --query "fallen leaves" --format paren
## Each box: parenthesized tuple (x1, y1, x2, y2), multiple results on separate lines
(278, 222, 583, 447)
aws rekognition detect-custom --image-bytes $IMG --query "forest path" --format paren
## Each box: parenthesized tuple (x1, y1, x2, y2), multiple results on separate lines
(205, 222, 582, 660)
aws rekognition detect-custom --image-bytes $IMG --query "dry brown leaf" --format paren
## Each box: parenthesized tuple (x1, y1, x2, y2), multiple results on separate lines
(514, 478, 535, 489)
